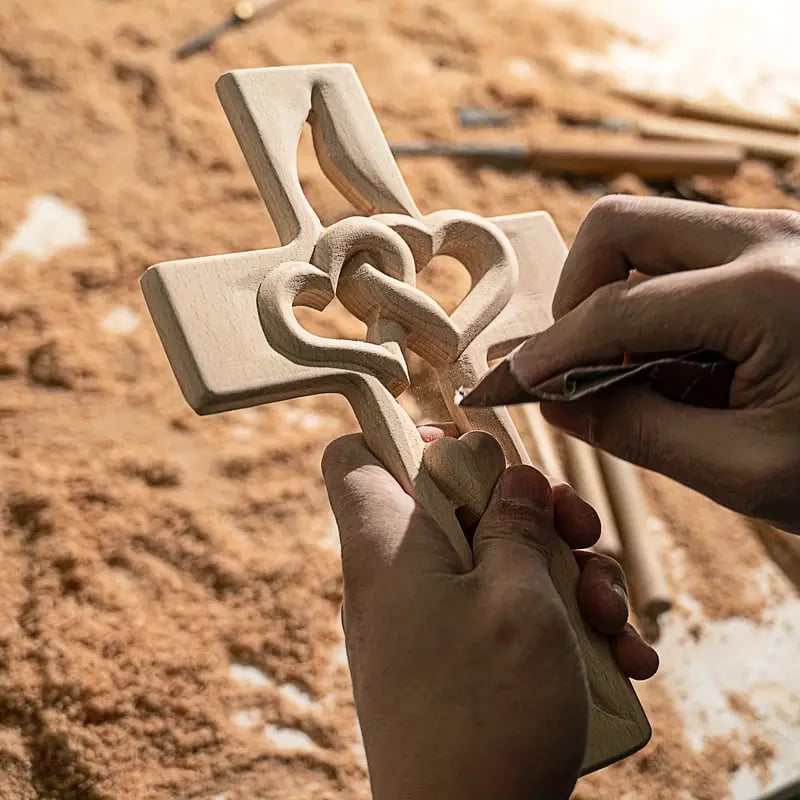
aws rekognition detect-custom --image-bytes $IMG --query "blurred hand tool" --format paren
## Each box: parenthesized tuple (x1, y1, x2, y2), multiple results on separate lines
(457, 106, 513, 128)
(391, 140, 744, 179)
(174, 0, 298, 60)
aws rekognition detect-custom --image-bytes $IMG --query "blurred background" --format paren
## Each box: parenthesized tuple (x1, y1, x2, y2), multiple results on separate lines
(0, 0, 798, 798)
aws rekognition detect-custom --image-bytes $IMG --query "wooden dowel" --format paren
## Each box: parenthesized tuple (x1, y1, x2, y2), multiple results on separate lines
(613, 87, 800, 135)
(518, 404, 566, 480)
(393, 140, 744, 178)
(597, 452, 672, 628)
(638, 114, 800, 162)
(520, 408, 623, 560)
(562, 437, 623, 560)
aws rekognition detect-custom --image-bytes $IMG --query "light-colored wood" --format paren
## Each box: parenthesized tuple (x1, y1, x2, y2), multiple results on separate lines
(423, 431, 506, 518)
(612, 87, 800, 135)
(519, 403, 566, 481)
(526, 139, 743, 177)
(518, 405, 622, 560)
(638, 113, 800, 161)
(562, 438, 623, 560)
(597, 452, 673, 626)
(140, 64, 650, 772)
(393, 140, 744, 178)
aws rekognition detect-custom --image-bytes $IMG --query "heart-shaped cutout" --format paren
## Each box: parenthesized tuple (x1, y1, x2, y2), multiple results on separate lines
(256, 260, 410, 396)
(423, 430, 506, 519)
(314, 211, 519, 367)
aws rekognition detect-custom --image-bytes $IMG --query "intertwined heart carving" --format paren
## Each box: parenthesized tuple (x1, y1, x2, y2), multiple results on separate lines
(256, 211, 518, 392)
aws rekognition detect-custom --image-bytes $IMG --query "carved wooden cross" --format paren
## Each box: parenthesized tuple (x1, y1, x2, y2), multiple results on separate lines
(140, 64, 650, 771)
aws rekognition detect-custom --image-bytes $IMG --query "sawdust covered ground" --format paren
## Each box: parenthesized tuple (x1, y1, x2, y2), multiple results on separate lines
(1, 0, 798, 798)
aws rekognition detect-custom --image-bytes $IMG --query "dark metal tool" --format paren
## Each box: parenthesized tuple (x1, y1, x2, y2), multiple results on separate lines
(174, 0, 297, 60)
(457, 106, 513, 128)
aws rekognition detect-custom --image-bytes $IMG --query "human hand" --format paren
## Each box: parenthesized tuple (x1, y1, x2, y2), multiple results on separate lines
(478, 197, 800, 533)
(323, 425, 657, 800)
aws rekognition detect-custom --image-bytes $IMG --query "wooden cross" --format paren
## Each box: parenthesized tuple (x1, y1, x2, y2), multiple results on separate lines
(140, 64, 650, 772)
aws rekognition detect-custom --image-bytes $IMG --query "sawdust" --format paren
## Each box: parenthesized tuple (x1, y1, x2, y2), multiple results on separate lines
(0, 0, 797, 797)
(576, 680, 734, 800)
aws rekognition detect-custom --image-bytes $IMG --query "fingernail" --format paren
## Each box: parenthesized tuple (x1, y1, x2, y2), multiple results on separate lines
(499, 465, 551, 511)
(458, 359, 529, 407)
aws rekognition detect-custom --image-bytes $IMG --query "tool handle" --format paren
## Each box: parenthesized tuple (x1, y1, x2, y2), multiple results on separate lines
(525, 140, 743, 178)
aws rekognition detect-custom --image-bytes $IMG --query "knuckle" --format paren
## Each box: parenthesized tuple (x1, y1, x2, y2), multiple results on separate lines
(759, 208, 800, 237)
(589, 193, 640, 222)
(477, 510, 553, 562)
(738, 258, 800, 296)
(583, 280, 626, 320)
(484, 582, 566, 651)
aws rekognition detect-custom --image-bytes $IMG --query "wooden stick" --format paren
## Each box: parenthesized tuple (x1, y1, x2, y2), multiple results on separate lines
(562, 437, 623, 560)
(516, 407, 622, 559)
(393, 139, 744, 178)
(638, 114, 800, 162)
(597, 452, 672, 627)
(612, 87, 800, 135)
(518, 403, 566, 480)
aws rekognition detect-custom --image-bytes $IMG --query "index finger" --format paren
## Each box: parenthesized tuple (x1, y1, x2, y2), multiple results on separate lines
(553, 196, 797, 318)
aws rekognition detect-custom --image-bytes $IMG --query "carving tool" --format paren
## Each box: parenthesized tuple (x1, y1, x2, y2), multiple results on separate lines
(457, 106, 513, 128)
(140, 65, 651, 772)
(174, 0, 298, 60)
(391, 140, 744, 179)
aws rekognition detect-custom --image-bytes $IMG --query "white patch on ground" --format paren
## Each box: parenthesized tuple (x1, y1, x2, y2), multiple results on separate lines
(229, 664, 320, 711)
(331, 637, 348, 667)
(230, 425, 254, 441)
(507, 58, 535, 78)
(644, 535, 800, 798)
(264, 724, 317, 752)
(320, 515, 340, 551)
(232, 709, 261, 729)
(0, 195, 89, 262)
(283, 407, 323, 430)
(229, 663, 273, 688)
(101, 306, 140, 335)
(351, 722, 367, 769)
(278, 682, 319, 711)
(537, 0, 800, 117)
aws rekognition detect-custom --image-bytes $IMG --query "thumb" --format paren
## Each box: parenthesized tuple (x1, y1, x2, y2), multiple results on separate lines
(472, 465, 556, 580)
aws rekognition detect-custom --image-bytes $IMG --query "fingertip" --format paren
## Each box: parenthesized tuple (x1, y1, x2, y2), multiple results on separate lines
(417, 423, 459, 443)
(610, 624, 660, 681)
(552, 483, 601, 548)
(322, 433, 372, 480)
(575, 551, 628, 635)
